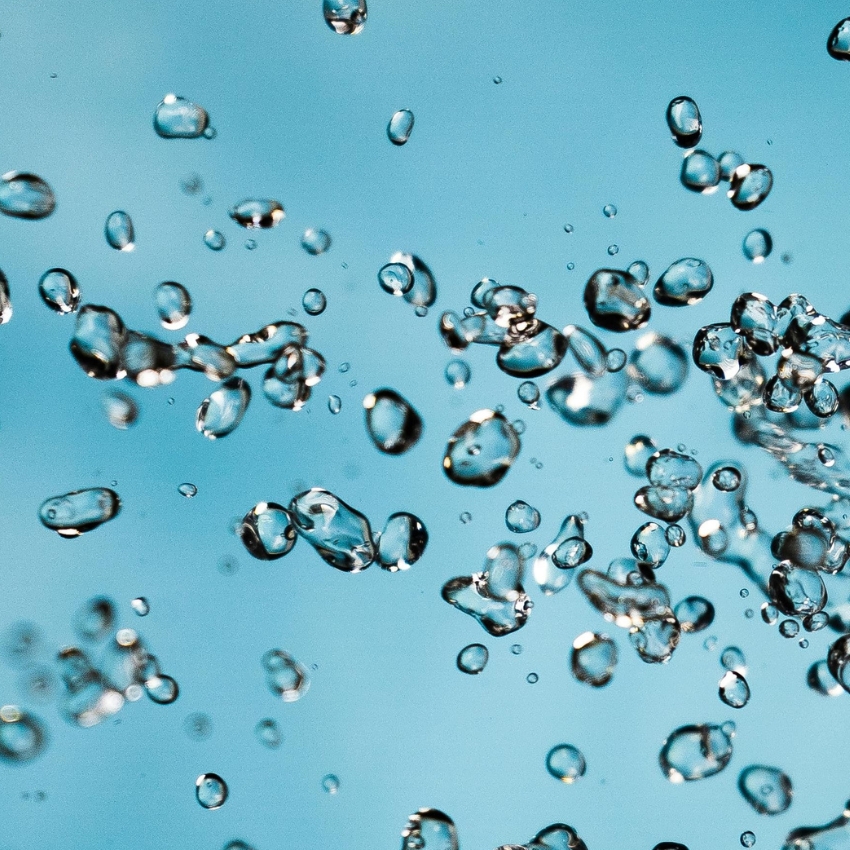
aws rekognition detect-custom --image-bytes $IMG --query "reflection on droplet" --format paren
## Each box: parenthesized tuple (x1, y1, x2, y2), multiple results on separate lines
(378, 513, 428, 571)
(445, 359, 471, 388)
(546, 744, 586, 783)
(666, 96, 702, 148)
(262, 650, 310, 702)
(105, 211, 134, 251)
(743, 229, 772, 263)
(131, 597, 149, 617)
(302, 288, 327, 316)
(0, 172, 55, 219)
(153, 94, 209, 138)
(363, 389, 422, 454)
(457, 644, 488, 674)
(729, 164, 772, 210)
(443, 409, 521, 487)
(738, 765, 792, 815)
(401, 809, 459, 850)
(584, 268, 650, 332)
(239, 502, 296, 560)
(659, 722, 735, 782)
(675, 597, 715, 633)
(654, 258, 713, 306)
(145, 674, 179, 704)
(178, 483, 197, 498)
(323, 0, 367, 34)
(39, 488, 120, 537)
(740, 833, 755, 848)
(301, 228, 331, 256)
(506, 500, 541, 533)
(229, 199, 284, 229)
(681, 150, 720, 193)
(204, 230, 226, 250)
(828, 17, 850, 59)
(379, 262, 414, 296)
(603, 203, 617, 218)
(196, 377, 251, 439)
(719, 670, 750, 708)
(388, 109, 415, 145)
(102, 391, 138, 430)
(155, 282, 192, 329)
(196, 773, 228, 809)
(389, 252, 437, 308)
(0, 706, 47, 763)
(39, 268, 80, 314)
(571, 632, 617, 687)
(255, 718, 282, 748)
(779, 619, 799, 639)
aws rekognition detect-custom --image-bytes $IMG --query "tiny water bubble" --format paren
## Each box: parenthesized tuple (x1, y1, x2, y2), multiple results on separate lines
(607, 244, 619, 256)
(328, 394, 342, 414)
(196, 773, 228, 809)
(526, 672, 539, 684)
(510, 644, 523, 655)
(603, 204, 617, 218)
(255, 718, 282, 748)
(184, 712, 213, 741)
(457, 643, 488, 674)
(445, 359, 471, 388)
(740, 832, 755, 848)
(387, 109, 415, 146)
(779, 619, 800, 638)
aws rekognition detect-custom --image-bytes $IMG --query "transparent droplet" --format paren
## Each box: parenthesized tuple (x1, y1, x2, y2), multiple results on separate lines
(39, 488, 120, 538)
(145, 674, 179, 704)
(389, 252, 437, 308)
(153, 94, 209, 138)
(808, 659, 844, 696)
(326, 394, 342, 414)
(0, 172, 55, 219)
(740, 832, 755, 848)
(607, 244, 619, 256)
(680, 150, 720, 193)
(631, 522, 670, 567)
(648, 450, 702, 490)
(363, 389, 422, 454)
(624, 435, 657, 476)
(779, 619, 800, 638)
(666, 96, 702, 147)
(803, 611, 829, 632)
(719, 670, 750, 708)
(563, 223, 574, 233)
(196, 773, 228, 809)
(654, 258, 713, 306)
(105, 211, 134, 251)
(102, 391, 138, 430)
(571, 632, 617, 687)
(719, 151, 745, 181)
(401, 809, 459, 850)
(229, 199, 284, 229)
(130, 597, 149, 617)
(239, 502, 296, 560)
(712, 466, 741, 491)
(769, 563, 826, 616)
(255, 718, 282, 748)
(323, 0, 367, 34)
(729, 164, 773, 210)
(178, 482, 197, 499)
(743, 229, 772, 263)
(674, 596, 715, 633)
(547, 369, 628, 426)
(196, 377, 250, 439)
(459, 511, 472, 524)
(38, 268, 79, 314)
(378, 262, 414, 296)
(692, 323, 745, 380)
(301, 228, 331, 256)
(603, 203, 617, 218)
(496, 321, 567, 378)
(628, 333, 689, 394)
(445, 359, 471, 388)
(378, 513, 428, 571)
(227, 321, 308, 368)
(155, 282, 192, 330)
(517, 380, 540, 406)
(0, 707, 47, 763)
(262, 650, 309, 702)
(666, 524, 686, 547)
(302, 288, 327, 316)
(443, 409, 520, 487)
(322, 774, 339, 794)
(583, 268, 650, 332)
(180, 173, 203, 195)
(457, 644, 488, 674)
(738, 765, 792, 815)
(660, 722, 735, 782)
(546, 744, 586, 783)
(829, 17, 850, 59)
(506, 500, 541, 533)
(387, 109, 415, 145)
(204, 229, 225, 250)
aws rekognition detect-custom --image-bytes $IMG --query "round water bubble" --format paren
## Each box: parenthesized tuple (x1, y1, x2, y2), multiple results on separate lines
(738, 765, 792, 815)
(457, 643, 488, 674)
(740, 832, 756, 848)
(666, 96, 702, 148)
(505, 500, 541, 533)
(301, 228, 331, 256)
(255, 718, 282, 748)
(105, 211, 134, 251)
(779, 619, 800, 638)
(829, 17, 850, 59)
(378, 512, 428, 571)
(571, 632, 617, 687)
(378, 262, 414, 296)
(322, 774, 340, 794)
(607, 244, 618, 256)
(387, 109, 415, 145)
(102, 391, 138, 430)
(302, 288, 327, 316)
(743, 229, 772, 263)
(204, 230, 225, 250)
(38, 268, 80, 314)
(517, 380, 540, 406)
(0, 172, 55, 219)
(675, 597, 715, 633)
(323, 0, 367, 34)
(155, 282, 191, 330)
(443, 409, 520, 487)
(627, 261, 649, 284)
(196, 773, 228, 809)
(0, 706, 47, 763)
(229, 199, 284, 229)
(363, 389, 422, 454)
(239, 502, 296, 560)
(445, 359, 470, 388)
(603, 204, 617, 218)
(712, 466, 741, 491)
(153, 94, 209, 138)
(546, 744, 586, 783)
(680, 150, 720, 193)
(719, 671, 750, 708)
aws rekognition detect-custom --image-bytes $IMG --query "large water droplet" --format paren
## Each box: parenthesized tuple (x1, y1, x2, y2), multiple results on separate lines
(388, 109, 415, 145)
(378, 512, 428, 571)
(743, 229, 772, 263)
(680, 150, 720, 193)
(456, 643, 488, 675)
(443, 409, 520, 487)
(829, 17, 850, 59)
(196, 377, 251, 439)
(154, 282, 191, 330)
(583, 268, 651, 332)
(239, 502, 297, 560)
(739, 765, 793, 815)
(0, 706, 47, 763)
(729, 164, 773, 210)
(0, 172, 55, 219)
(323, 0, 367, 34)
(719, 670, 751, 708)
(545, 744, 586, 783)
(105, 211, 134, 251)
(666, 96, 702, 148)
(659, 722, 735, 782)
(39, 488, 120, 538)
(363, 389, 423, 454)
(153, 94, 209, 138)
(196, 773, 228, 809)
(400, 809, 459, 850)
(497, 322, 567, 378)
(39, 268, 79, 315)
(571, 632, 617, 687)
(647, 449, 703, 489)
(262, 650, 309, 701)
(229, 199, 285, 229)
(631, 522, 670, 568)
(654, 258, 713, 306)
(769, 562, 827, 616)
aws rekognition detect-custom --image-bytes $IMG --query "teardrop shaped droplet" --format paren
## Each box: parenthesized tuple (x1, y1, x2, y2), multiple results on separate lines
(738, 765, 793, 815)
(571, 632, 617, 687)
(388, 109, 415, 145)
(0, 172, 55, 219)
(239, 502, 297, 560)
(39, 488, 120, 538)
(153, 94, 209, 138)
(39, 268, 80, 315)
(654, 258, 713, 306)
(262, 649, 310, 702)
(196, 377, 250, 439)
(666, 96, 702, 148)
(378, 512, 428, 571)
(195, 773, 228, 809)
(155, 282, 192, 329)
(323, 0, 367, 34)
(105, 211, 134, 251)
(363, 389, 423, 454)
(229, 199, 285, 229)
(443, 409, 521, 487)
(659, 722, 735, 782)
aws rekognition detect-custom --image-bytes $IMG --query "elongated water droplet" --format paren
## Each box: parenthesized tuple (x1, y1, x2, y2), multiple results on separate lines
(363, 389, 422, 454)
(178, 483, 197, 498)
(546, 744, 586, 783)
(229, 199, 284, 229)
(288, 488, 375, 571)
(443, 409, 520, 487)
(654, 258, 713, 306)
(153, 94, 209, 138)
(829, 17, 850, 59)
(571, 632, 617, 687)
(196, 773, 227, 809)
(378, 512, 428, 571)
(456, 643, 488, 674)
(39, 268, 79, 315)
(323, 0, 367, 34)
(659, 722, 735, 782)
(227, 321, 308, 368)
(105, 211, 134, 251)
(0, 172, 55, 219)
(39, 488, 120, 537)
(154, 281, 191, 330)
(505, 500, 540, 533)
(262, 650, 309, 701)
(301, 228, 331, 255)
(743, 229, 772, 262)
(739, 765, 792, 815)
(196, 377, 250, 439)
(400, 809, 459, 850)
(666, 96, 702, 148)
(584, 268, 651, 332)
(681, 150, 720, 193)
(0, 706, 47, 763)
(729, 164, 773, 210)
(719, 670, 750, 708)
(239, 502, 297, 560)
(388, 109, 415, 145)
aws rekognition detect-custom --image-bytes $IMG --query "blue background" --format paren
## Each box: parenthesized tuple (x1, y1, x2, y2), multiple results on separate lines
(0, 2, 848, 848)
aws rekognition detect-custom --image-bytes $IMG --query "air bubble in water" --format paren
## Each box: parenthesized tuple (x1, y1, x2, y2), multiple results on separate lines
(828, 17, 850, 59)
(154, 282, 192, 330)
(255, 718, 282, 748)
(628, 333, 689, 394)
(445, 359, 471, 388)
(680, 150, 720, 193)
(743, 229, 772, 263)
(145, 674, 179, 704)
(196, 377, 250, 439)
(659, 722, 735, 782)
(606, 348, 627, 372)
(583, 268, 650, 332)
(443, 409, 520, 487)
(654, 258, 713, 306)
(301, 228, 331, 255)
(229, 199, 284, 229)
(506, 500, 541, 533)
(262, 650, 309, 702)
(38, 268, 80, 314)
(546, 744, 586, 783)
(456, 644, 488, 674)
(239, 502, 297, 560)
(131, 597, 149, 616)
(289, 488, 375, 571)
(378, 513, 428, 571)
(719, 671, 750, 708)
(153, 94, 209, 138)
(363, 389, 422, 454)
(204, 230, 225, 250)
(196, 773, 228, 809)
(388, 109, 415, 145)
(102, 391, 138, 429)
(39, 488, 120, 537)
(666, 96, 702, 148)
(729, 164, 773, 210)
(379, 262, 414, 296)
(603, 204, 617, 218)
(0, 172, 55, 219)
(738, 765, 792, 815)
(302, 288, 327, 316)
(607, 244, 618, 256)
(323, 0, 367, 34)
(674, 597, 715, 633)
(105, 211, 134, 251)
(571, 632, 617, 687)
(0, 706, 47, 763)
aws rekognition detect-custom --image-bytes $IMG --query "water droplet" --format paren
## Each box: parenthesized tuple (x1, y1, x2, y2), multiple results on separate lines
(674, 597, 715, 633)
(607, 244, 619, 256)
(729, 164, 773, 210)
(526, 672, 539, 684)
(262, 650, 309, 702)
(204, 229, 226, 250)
(154, 282, 191, 330)
(301, 228, 331, 256)
(196, 773, 228, 809)
(0, 707, 47, 763)
(740, 832, 756, 848)
(229, 199, 284, 229)
(459, 511, 472, 524)
(829, 17, 850, 59)
(738, 765, 792, 815)
(326, 394, 342, 414)
(807, 659, 844, 696)
(547, 369, 628, 426)
(131, 597, 149, 616)
(56, 647, 124, 727)
(239, 502, 296, 560)
(571, 632, 617, 687)
(603, 203, 617, 218)
(803, 611, 829, 632)
(145, 674, 179, 704)
(38, 268, 79, 314)
(680, 150, 720, 193)
(546, 744, 586, 783)
(323, 0, 367, 34)
(0, 172, 55, 219)
(387, 109, 415, 145)
(712, 466, 741, 491)
(321, 774, 339, 794)
(743, 229, 772, 263)
(506, 500, 541, 533)
(378, 262, 414, 297)
(301, 288, 327, 316)
(692, 323, 745, 380)
(514, 381, 539, 408)
(289, 488, 375, 571)
(102, 391, 138, 430)
(719, 670, 750, 708)
(388, 252, 437, 308)
(178, 483, 197, 499)
(443, 409, 520, 487)
(378, 513, 428, 571)
(401, 809, 458, 850)
(721, 647, 747, 674)
(660, 722, 735, 782)
(666, 96, 702, 147)
(624, 435, 656, 476)
(628, 333, 689, 394)
(196, 377, 251, 439)
(654, 258, 713, 306)
(105, 211, 134, 251)
(363, 389, 422, 454)
(631, 522, 670, 567)
(255, 718, 282, 748)
(769, 563, 826, 616)
(445, 359, 471, 388)
(566, 262, 575, 271)
(183, 712, 212, 740)
(563, 223, 574, 233)
(666, 524, 686, 547)
(584, 268, 650, 332)
(779, 619, 800, 638)
(39, 488, 120, 537)
(760, 602, 778, 625)
(647, 449, 702, 489)
(457, 644, 488, 674)
(153, 94, 209, 138)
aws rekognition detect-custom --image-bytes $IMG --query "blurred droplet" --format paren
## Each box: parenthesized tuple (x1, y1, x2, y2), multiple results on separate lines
(38, 268, 79, 314)
(571, 632, 617, 687)
(629, 333, 689, 394)
(322, 774, 340, 794)
(255, 718, 282, 748)
(102, 391, 138, 430)
(445, 359, 471, 388)
(262, 650, 310, 702)
(204, 230, 226, 250)
(0, 706, 47, 763)
(387, 109, 415, 145)
(301, 228, 331, 255)
(130, 597, 149, 617)
(229, 199, 284, 229)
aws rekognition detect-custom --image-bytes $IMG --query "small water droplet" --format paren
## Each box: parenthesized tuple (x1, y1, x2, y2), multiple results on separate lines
(255, 718, 282, 748)
(445, 359, 471, 388)
(301, 228, 331, 255)
(457, 643, 488, 674)
(154, 282, 192, 330)
(505, 500, 541, 533)
(459, 511, 472, 524)
(105, 211, 134, 251)
(184, 712, 213, 741)
(178, 483, 197, 498)
(38, 268, 80, 315)
(603, 204, 617, 218)
(743, 229, 772, 263)
(546, 744, 586, 783)
(130, 597, 149, 616)
(195, 773, 228, 809)
(666, 96, 702, 148)
(323, 0, 367, 34)
(322, 774, 339, 794)
(204, 229, 225, 250)
(0, 172, 55, 219)
(387, 109, 415, 145)
(154, 94, 209, 138)
(526, 672, 539, 684)
(607, 244, 619, 256)
(740, 831, 756, 848)
(302, 288, 327, 315)
(328, 394, 342, 414)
